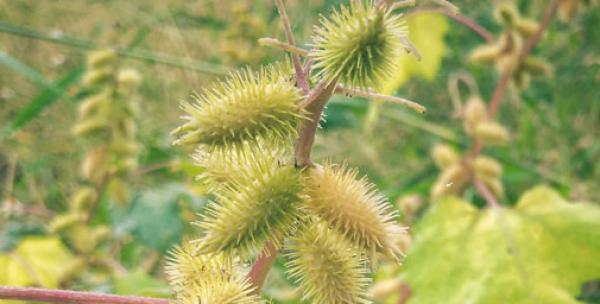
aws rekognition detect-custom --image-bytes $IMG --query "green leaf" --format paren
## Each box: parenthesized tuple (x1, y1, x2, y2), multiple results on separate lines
(0, 50, 51, 87)
(402, 186, 600, 304)
(113, 270, 171, 298)
(116, 184, 191, 252)
(0, 67, 84, 140)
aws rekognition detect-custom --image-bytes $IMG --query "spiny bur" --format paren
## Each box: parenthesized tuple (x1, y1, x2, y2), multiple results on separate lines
(311, 1, 406, 89)
(286, 220, 371, 304)
(172, 65, 306, 148)
(305, 164, 404, 259)
(194, 142, 305, 258)
(166, 242, 261, 304)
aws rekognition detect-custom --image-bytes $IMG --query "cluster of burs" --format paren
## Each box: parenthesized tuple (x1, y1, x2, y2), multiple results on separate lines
(49, 50, 141, 257)
(168, 2, 408, 304)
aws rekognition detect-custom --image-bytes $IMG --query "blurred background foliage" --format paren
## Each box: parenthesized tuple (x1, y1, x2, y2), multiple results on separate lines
(0, 0, 598, 303)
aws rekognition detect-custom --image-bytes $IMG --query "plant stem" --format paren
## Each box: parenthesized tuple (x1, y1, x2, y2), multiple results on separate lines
(247, 241, 279, 294)
(409, 9, 494, 43)
(0, 286, 170, 304)
(488, 0, 560, 118)
(473, 178, 500, 208)
(258, 37, 309, 57)
(295, 81, 337, 167)
(274, 0, 309, 93)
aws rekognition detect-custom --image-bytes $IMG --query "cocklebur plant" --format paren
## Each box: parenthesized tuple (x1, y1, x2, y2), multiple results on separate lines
(430, 93, 508, 201)
(168, 1, 425, 303)
(50, 49, 141, 257)
(469, 2, 552, 89)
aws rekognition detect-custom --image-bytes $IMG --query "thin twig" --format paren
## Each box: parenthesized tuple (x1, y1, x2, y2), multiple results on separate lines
(247, 241, 279, 294)
(0, 286, 170, 304)
(390, 0, 416, 10)
(335, 85, 427, 114)
(274, 0, 309, 93)
(473, 178, 499, 208)
(408, 9, 494, 43)
(488, 0, 560, 118)
(258, 37, 309, 57)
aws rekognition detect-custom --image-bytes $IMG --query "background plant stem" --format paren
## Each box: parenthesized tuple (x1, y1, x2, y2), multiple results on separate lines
(0, 286, 170, 304)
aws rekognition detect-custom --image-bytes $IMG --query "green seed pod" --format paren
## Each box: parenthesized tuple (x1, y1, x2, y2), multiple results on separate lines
(431, 144, 460, 169)
(310, 1, 405, 89)
(286, 221, 370, 304)
(193, 140, 289, 191)
(473, 156, 502, 178)
(493, 2, 520, 26)
(166, 241, 261, 304)
(305, 164, 404, 259)
(87, 49, 116, 69)
(117, 68, 142, 89)
(81, 147, 108, 182)
(195, 146, 304, 258)
(48, 212, 87, 233)
(69, 225, 98, 254)
(475, 122, 510, 146)
(69, 187, 97, 211)
(463, 96, 487, 135)
(82, 68, 113, 86)
(172, 65, 305, 148)
(516, 18, 539, 37)
(78, 93, 110, 119)
(469, 43, 502, 63)
(72, 117, 108, 137)
(430, 164, 470, 200)
(522, 57, 553, 76)
(91, 225, 111, 243)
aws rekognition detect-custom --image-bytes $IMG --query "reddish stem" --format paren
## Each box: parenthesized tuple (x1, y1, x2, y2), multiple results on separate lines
(409, 9, 494, 43)
(247, 241, 279, 294)
(0, 286, 170, 304)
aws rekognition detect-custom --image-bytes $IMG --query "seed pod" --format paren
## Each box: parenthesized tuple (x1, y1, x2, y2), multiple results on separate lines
(69, 225, 97, 254)
(81, 147, 108, 182)
(513, 68, 531, 89)
(117, 68, 142, 89)
(431, 144, 460, 169)
(473, 156, 502, 178)
(463, 96, 487, 135)
(87, 49, 116, 69)
(171, 65, 305, 148)
(82, 68, 113, 86)
(70, 187, 97, 211)
(493, 2, 520, 26)
(430, 164, 470, 200)
(108, 178, 130, 206)
(72, 117, 108, 137)
(469, 43, 502, 63)
(78, 93, 110, 119)
(166, 241, 261, 304)
(48, 212, 87, 233)
(310, 2, 405, 89)
(91, 225, 111, 243)
(522, 57, 553, 76)
(516, 18, 539, 37)
(195, 147, 304, 258)
(304, 164, 404, 259)
(475, 122, 510, 146)
(286, 221, 370, 304)
(396, 194, 422, 224)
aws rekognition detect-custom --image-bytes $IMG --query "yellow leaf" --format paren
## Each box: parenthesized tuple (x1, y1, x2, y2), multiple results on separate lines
(382, 13, 449, 94)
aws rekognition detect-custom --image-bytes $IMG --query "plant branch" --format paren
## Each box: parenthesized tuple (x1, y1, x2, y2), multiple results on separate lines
(488, 0, 560, 118)
(0, 286, 170, 304)
(408, 9, 494, 43)
(295, 81, 337, 167)
(247, 241, 279, 294)
(274, 0, 309, 93)
(258, 37, 309, 57)
(336, 85, 427, 114)
(390, 0, 416, 10)
(473, 178, 500, 208)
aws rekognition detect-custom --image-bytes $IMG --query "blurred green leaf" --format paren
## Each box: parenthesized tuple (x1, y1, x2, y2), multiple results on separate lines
(0, 50, 50, 87)
(115, 184, 192, 252)
(402, 186, 600, 303)
(113, 270, 171, 298)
